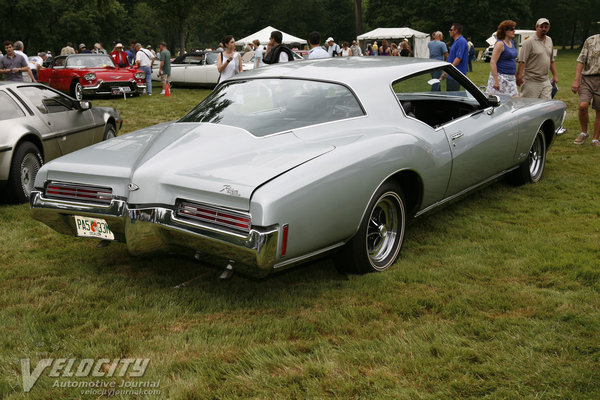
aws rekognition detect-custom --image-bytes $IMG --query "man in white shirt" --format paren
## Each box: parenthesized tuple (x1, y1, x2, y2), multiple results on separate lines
(135, 43, 155, 95)
(325, 37, 341, 57)
(308, 31, 329, 59)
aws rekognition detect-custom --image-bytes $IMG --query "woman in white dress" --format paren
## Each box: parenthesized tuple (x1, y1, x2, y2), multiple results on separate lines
(217, 35, 242, 83)
(340, 42, 352, 57)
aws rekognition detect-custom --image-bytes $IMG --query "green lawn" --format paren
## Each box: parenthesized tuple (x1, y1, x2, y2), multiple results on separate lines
(1, 51, 599, 399)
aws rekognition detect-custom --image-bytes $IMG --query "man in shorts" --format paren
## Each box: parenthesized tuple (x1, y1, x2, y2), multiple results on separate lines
(158, 42, 171, 95)
(572, 34, 600, 147)
(516, 18, 558, 99)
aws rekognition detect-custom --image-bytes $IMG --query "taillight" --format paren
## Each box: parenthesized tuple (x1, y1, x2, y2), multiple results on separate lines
(177, 201, 251, 233)
(45, 182, 112, 204)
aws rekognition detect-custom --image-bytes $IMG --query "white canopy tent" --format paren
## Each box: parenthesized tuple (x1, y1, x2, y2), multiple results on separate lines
(237, 26, 307, 48)
(357, 27, 430, 58)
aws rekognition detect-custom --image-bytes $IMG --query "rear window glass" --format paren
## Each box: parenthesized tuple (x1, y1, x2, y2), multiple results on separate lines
(0, 91, 25, 120)
(180, 79, 365, 136)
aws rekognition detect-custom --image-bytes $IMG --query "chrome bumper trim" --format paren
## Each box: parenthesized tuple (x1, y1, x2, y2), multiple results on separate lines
(30, 191, 278, 277)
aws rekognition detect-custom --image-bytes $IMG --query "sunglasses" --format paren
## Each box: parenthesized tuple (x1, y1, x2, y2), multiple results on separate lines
(507, 27, 515, 31)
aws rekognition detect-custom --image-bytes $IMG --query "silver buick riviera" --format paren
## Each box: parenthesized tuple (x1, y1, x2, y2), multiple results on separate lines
(30, 58, 566, 278)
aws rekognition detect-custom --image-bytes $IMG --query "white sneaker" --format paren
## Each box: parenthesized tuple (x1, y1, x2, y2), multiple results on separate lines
(160, 90, 165, 95)
(574, 132, 589, 145)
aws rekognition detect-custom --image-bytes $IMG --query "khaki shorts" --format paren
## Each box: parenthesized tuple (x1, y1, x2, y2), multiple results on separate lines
(160, 74, 171, 83)
(579, 75, 600, 111)
(521, 80, 552, 99)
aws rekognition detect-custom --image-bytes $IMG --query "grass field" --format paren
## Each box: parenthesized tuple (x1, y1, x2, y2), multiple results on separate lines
(1, 50, 599, 399)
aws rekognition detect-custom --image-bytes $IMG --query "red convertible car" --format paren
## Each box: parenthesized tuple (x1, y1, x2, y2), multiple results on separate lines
(37, 54, 146, 100)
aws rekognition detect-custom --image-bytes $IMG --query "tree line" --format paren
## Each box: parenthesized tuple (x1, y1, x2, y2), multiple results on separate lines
(1, 0, 598, 56)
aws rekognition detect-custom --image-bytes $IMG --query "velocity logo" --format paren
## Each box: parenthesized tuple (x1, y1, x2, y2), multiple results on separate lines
(21, 358, 150, 392)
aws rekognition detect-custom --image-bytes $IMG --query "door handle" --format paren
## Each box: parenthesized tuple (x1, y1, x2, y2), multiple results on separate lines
(451, 132, 464, 140)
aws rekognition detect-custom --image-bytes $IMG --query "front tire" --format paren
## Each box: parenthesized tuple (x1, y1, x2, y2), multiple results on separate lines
(71, 80, 83, 101)
(7, 142, 43, 203)
(510, 128, 546, 185)
(335, 183, 406, 274)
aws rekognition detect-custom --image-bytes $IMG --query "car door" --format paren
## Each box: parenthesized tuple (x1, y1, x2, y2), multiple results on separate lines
(17, 85, 99, 155)
(182, 55, 208, 84)
(393, 65, 518, 198)
(48, 57, 70, 92)
(439, 69, 518, 196)
(204, 53, 220, 84)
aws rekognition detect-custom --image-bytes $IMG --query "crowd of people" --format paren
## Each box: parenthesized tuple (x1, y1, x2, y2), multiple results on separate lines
(1, 21, 599, 145)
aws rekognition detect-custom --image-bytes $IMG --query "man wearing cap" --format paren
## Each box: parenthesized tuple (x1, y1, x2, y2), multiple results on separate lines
(572, 33, 600, 146)
(110, 43, 129, 68)
(79, 44, 91, 54)
(516, 18, 558, 99)
(135, 43, 155, 95)
(325, 37, 341, 57)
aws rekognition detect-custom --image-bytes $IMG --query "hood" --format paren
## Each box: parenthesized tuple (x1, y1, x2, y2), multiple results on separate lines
(37, 122, 334, 211)
(128, 123, 334, 210)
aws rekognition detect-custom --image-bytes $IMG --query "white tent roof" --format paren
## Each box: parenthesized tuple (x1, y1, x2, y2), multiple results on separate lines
(357, 27, 430, 58)
(237, 26, 306, 46)
(357, 27, 429, 40)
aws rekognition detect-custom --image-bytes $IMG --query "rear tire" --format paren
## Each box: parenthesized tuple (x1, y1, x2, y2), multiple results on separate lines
(510, 128, 546, 185)
(335, 183, 406, 274)
(7, 142, 43, 203)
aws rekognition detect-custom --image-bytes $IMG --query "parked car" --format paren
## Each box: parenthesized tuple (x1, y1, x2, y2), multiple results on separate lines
(151, 50, 302, 87)
(30, 58, 566, 278)
(481, 30, 537, 62)
(37, 54, 146, 100)
(0, 82, 121, 202)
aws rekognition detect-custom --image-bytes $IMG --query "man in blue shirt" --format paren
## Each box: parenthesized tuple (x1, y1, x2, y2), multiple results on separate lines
(446, 23, 469, 91)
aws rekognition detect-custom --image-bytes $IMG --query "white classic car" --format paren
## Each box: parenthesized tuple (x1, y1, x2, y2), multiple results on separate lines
(151, 51, 256, 87)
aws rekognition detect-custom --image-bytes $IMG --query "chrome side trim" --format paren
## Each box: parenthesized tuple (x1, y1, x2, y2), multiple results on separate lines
(414, 167, 519, 218)
(273, 242, 345, 270)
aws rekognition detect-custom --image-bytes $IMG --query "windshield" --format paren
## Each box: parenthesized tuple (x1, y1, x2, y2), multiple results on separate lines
(66, 55, 115, 68)
(205, 53, 218, 65)
(180, 79, 365, 137)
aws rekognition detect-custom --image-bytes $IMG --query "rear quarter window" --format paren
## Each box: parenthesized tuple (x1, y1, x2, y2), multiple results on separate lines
(0, 91, 26, 121)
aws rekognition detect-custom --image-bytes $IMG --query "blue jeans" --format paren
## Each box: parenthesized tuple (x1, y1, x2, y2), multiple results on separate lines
(139, 66, 152, 94)
(430, 70, 442, 91)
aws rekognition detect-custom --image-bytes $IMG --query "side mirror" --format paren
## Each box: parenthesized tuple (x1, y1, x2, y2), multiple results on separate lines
(77, 100, 92, 110)
(487, 95, 501, 107)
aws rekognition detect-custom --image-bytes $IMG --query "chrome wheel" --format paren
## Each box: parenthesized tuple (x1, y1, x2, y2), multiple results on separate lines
(366, 191, 405, 269)
(72, 81, 83, 101)
(528, 131, 545, 182)
(20, 153, 41, 198)
(334, 183, 407, 274)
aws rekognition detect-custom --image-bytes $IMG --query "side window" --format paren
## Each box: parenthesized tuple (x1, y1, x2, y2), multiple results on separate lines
(53, 58, 66, 68)
(0, 91, 26, 121)
(183, 56, 203, 64)
(393, 66, 484, 128)
(18, 86, 75, 114)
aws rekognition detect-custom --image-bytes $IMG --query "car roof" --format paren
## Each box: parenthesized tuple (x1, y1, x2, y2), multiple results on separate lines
(227, 57, 449, 90)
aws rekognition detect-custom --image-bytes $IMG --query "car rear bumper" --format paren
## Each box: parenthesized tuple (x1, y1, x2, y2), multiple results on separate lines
(30, 191, 279, 278)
